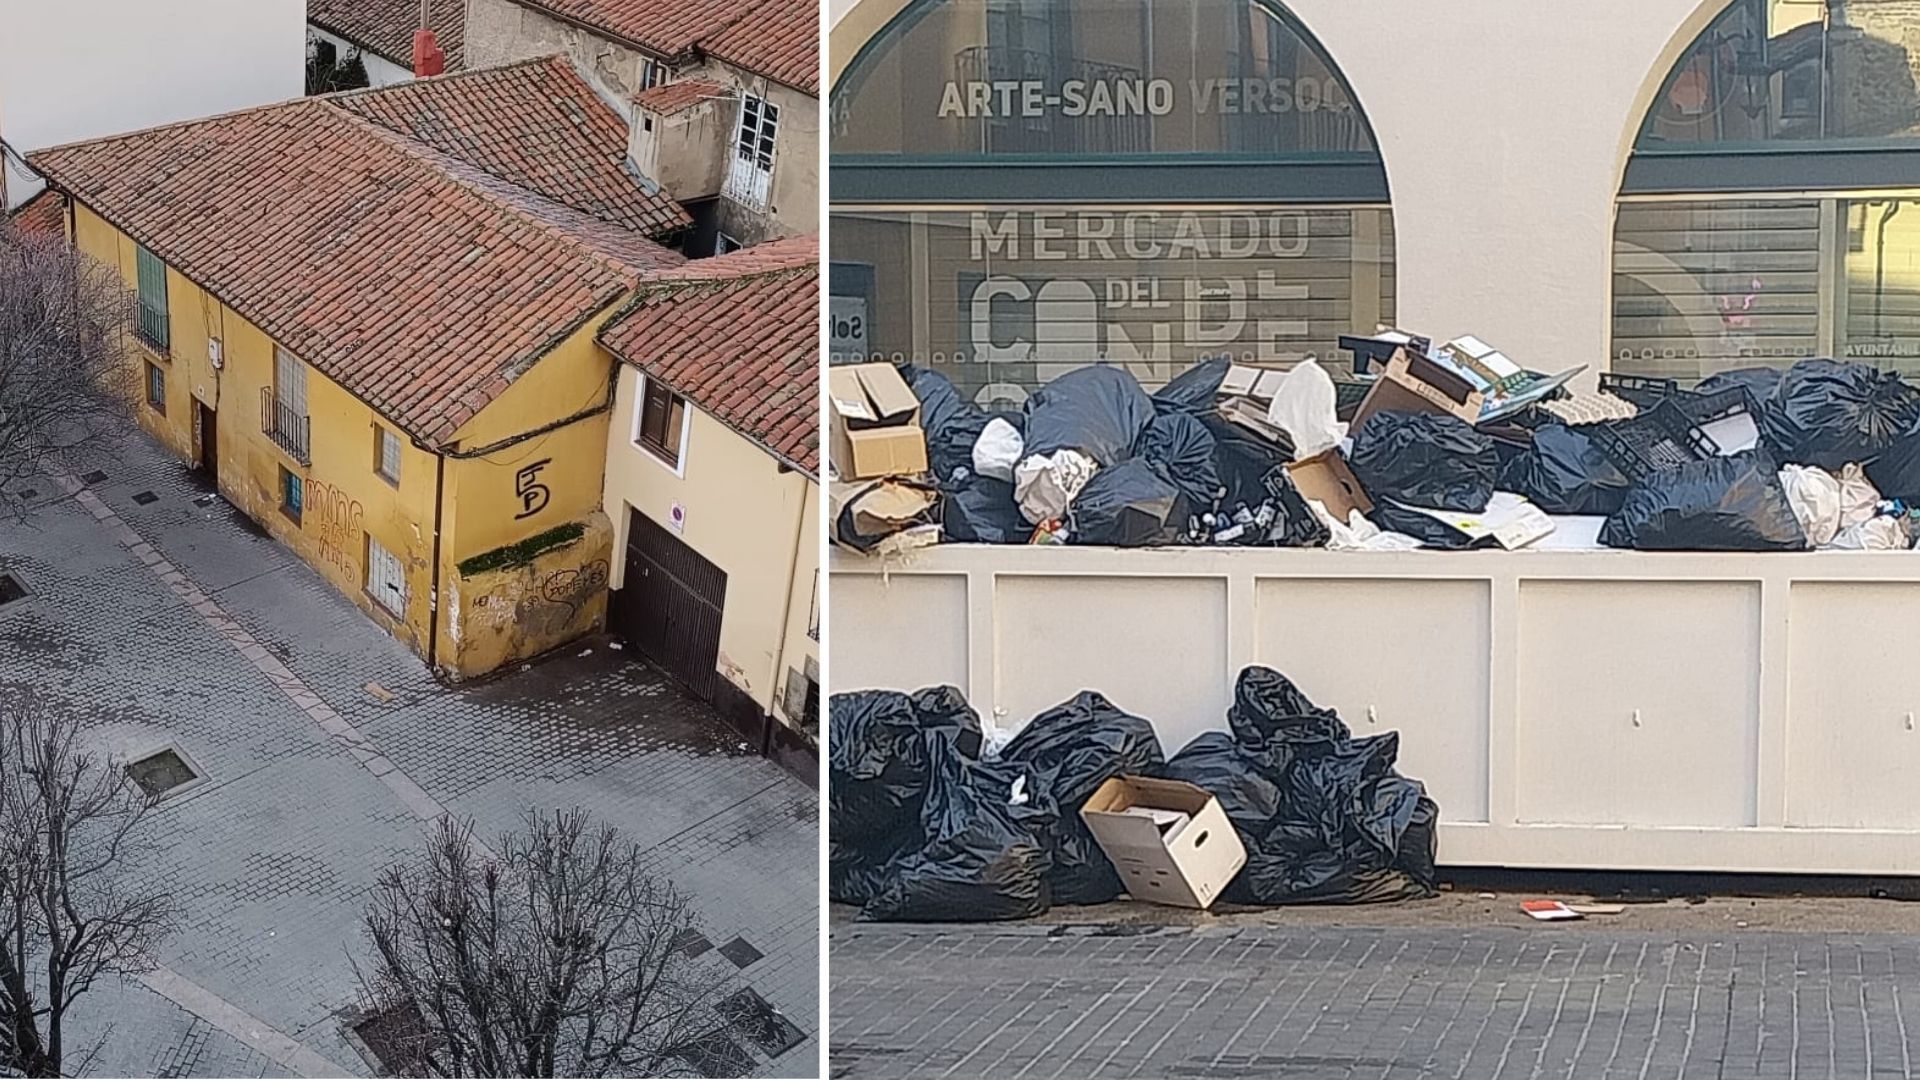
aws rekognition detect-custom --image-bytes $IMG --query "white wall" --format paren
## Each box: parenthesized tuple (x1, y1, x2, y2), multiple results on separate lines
(1, 0, 306, 208)
(307, 26, 416, 89)
(829, 0, 1726, 383)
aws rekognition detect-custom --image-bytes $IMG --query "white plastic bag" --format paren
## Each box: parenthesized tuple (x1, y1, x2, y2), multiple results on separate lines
(1268, 358, 1347, 461)
(1835, 463, 1882, 532)
(1306, 497, 1422, 551)
(1779, 464, 1843, 547)
(972, 417, 1024, 483)
(1013, 449, 1099, 524)
(1828, 514, 1909, 551)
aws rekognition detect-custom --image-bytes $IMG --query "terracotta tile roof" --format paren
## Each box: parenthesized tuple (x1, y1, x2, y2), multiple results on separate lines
(7, 188, 65, 237)
(599, 235, 819, 474)
(29, 97, 686, 447)
(703, 0, 818, 95)
(633, 79, 730, 114)
(308, 0, 466, 71)
(510, 0, 818, 93)
(335, 56, 690, 238)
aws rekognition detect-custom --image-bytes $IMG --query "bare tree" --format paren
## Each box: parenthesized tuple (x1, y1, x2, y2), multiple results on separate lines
(0, 219, 135, 517)
(0, 691, 176, 1078)
(359, 810, 737, 1078)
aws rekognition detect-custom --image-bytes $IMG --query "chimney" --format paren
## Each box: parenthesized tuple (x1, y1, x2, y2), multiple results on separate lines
(412, 0, 446, 78)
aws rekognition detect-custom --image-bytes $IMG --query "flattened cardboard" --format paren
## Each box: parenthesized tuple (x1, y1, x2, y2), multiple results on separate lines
(829, 364, 929, 480)
(1287, 449, 1374, 517)
(1082, 776, 1248, 910)
(1349, 348, 1485, 432)
(829, 479, 938, 539)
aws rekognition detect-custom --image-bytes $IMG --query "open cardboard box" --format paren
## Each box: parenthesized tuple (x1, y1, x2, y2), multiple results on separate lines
(829, 363, 929, 480)
(1081, 776, 1247, 910)
(1349, 347, 1485, 431)
(1287, 448, 1373, 519)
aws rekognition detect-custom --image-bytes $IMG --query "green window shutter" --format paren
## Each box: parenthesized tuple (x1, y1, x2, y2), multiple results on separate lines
(135, 244, 170, 350)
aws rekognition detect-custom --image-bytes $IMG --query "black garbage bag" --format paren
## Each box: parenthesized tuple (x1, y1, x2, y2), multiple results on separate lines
(1163, 731, 1282, 836)
(1023, 365, 1156, 467)
(1760, 358, 1920, 470)
(902, 366, 987, 482)
(942, 477, 1029, 544)
(1152, 356, 1232, 416)
(1002, 691, 1166, 905)
(1067, 459, 1188, 546)
(1348, 411, 1498, 512)
(1498, 423, 1632, 515)
(1227, 666, 1348, 759)
(830, 835, 912, 906)
(1236, 735, 1439, 905)
(1201, 412, 1295, 503)
(1366, 501, 1497, 550)
(910, 685, 986, 759)
(1600, 450, 1807, 551)
(828, 687, 983, 849)
(1696, 366, 1783, 402)
(861, 739, 1059, 921)
(1867, 429, 1920, 503)
(1137, 412, 1221, 512)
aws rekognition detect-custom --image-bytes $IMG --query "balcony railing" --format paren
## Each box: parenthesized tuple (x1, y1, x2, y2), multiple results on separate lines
(134, 303, 170, 354)
(260, 387, 310, 464)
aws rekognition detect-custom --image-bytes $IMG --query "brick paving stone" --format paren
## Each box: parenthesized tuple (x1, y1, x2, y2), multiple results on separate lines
(829, 924, 1920, 1080)
(0, 434, 817, 1077)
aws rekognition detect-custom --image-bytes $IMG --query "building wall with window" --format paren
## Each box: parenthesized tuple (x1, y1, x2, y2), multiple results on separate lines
(70, 201, 620, 678)
(464, 0, 819, 243)
(601, 364, 820, 732)
(306, 26, 416, 88)
(829, 0, 1838, 393)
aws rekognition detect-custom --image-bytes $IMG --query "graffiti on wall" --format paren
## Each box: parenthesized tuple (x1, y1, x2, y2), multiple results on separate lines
(536, 558, 609, 623)
(305, 480, 364, 579)
(515, 459, 552, 519)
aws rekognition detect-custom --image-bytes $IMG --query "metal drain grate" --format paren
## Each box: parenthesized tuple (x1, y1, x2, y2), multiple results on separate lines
(125, 749, 198, 798)
(0, 574, 26, 607)
(717, 936, 763, 969)
(672, 929, 714, 959)
(718, 988, 807, 1058)
(677, 1030, 756, 1077)
(131, 491, 159, 506)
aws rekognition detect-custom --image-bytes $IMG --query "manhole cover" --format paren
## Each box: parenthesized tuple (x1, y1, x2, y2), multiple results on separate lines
(717, 936, 763, 969)
(677, 1030, 756, 1077)
(131, 491, 159, 506)
(79, 470, 107, 485)
(0, 574, 27, 607)
(125, 748, 198, 798)
(719, 988, 806, 1058)
(352, 1001, 435, 1077)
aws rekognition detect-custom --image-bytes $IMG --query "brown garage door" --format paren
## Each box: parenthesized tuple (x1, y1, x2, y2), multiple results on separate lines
(611, 509, 727, 702)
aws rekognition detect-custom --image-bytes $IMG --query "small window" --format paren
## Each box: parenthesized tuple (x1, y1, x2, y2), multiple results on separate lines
(640, 58, 670, 90)
(375, 427, 402, 485)
(279, 466, 303, 523)
(634, 377, 687, 470)
(144, 362, 166, 414)
(134, 244, 169, 351)
(365, 534, 407, 616)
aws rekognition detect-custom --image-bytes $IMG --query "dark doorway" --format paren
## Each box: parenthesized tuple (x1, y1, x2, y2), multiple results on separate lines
(611, 508, 727, 703)
(196, 402, 218, 479)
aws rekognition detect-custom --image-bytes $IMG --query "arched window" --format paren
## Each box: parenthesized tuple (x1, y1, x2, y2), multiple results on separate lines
(1614, 0, 1920, 383)
(828, 0, 1394, 407)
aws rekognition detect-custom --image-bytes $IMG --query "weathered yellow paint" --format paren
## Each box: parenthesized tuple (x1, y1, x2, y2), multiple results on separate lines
(67, 203, 629, 678)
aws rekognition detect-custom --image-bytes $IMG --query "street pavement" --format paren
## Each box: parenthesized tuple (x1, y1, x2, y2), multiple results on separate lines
(0, 438, 818, 1079)
(831, 918, 1920, 1079)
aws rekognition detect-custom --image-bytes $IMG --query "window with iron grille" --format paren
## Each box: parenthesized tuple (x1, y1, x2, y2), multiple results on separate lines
(365, 534, 407, 616)
(144, 362, 165, 414)
(634, 376, 687, 471)
(376, 426, 402, 485)
(134, 244, 169, 351)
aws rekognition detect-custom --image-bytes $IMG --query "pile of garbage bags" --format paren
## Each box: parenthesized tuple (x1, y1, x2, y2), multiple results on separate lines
(828, 667, 1439, 921)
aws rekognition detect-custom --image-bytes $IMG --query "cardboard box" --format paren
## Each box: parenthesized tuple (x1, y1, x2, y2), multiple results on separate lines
(1081, 776, 1247, 910)
(829, 479, 939, 540)
(829, 364, 928, 480)
(1349, 347, 1485, 432)
(1287, 449, 1373, 518)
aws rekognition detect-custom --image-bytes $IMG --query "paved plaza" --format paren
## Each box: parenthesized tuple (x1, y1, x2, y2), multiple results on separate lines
(0, 437, 818, 1078)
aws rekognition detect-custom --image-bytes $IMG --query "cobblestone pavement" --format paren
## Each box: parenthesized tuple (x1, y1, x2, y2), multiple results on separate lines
(0, 443, 818, 1079)
(831, 922, 1920, 1079)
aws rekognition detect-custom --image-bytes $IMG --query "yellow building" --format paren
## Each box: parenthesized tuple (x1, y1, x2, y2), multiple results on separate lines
(29, 57, 693, 679)
(598, 236, 821, 772)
